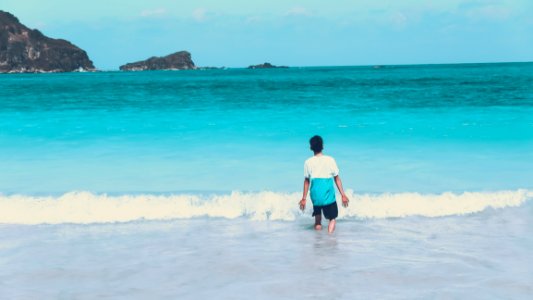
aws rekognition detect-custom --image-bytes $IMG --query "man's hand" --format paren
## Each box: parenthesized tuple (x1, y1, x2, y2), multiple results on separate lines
(341, 195, 349, 208)
(299, 198, 306, 211)
(334, 176, 349, 208)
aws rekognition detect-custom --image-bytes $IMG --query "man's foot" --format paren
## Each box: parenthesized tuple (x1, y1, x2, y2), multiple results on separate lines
(328, 219, 336, 233)
(314, 224, 322, 230)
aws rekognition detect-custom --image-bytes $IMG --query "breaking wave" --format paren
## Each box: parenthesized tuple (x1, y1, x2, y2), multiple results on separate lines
(0, 189, 531, 225)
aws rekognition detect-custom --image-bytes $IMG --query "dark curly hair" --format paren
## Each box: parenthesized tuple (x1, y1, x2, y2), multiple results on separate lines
(309, 135, 323, 153)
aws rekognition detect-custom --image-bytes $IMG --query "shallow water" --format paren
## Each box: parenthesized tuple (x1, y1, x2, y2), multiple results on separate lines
(1, 63, 532, 298)
(1, 202, 532, 299)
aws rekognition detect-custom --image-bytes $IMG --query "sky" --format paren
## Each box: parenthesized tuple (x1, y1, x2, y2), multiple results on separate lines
(2, 0, 532, 70)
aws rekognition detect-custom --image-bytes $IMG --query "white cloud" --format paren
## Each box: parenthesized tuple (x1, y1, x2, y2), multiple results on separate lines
(389, 12, 408, 29)
(245, 16, 263, 24)
(466, 5, 511, 21)
(192, 8, 208, 22)
(140, 8, 167, 18)
(286, 6, 312, 17)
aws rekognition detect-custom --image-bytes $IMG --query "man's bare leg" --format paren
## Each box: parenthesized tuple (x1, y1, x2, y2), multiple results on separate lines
(314, 214, 322, 230)
(328, 219, 336, 233)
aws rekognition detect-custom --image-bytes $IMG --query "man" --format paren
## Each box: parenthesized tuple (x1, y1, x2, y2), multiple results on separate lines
(299, 135, 349, 233)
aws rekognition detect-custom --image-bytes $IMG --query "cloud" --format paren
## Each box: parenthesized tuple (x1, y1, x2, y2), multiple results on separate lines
(389, 12, 408, 29)
(140, 8, 167, 18)
(245, 16, 263, 24)
(286, 6, 312, 17)
(192, 8, 208, 22)
(466, 4, 511, 21)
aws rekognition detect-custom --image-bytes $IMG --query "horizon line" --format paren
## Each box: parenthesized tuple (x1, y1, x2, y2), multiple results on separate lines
(95, 60, 532, 72)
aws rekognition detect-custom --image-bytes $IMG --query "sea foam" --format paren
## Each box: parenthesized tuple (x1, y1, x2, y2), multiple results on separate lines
(0, 189, 530, 225)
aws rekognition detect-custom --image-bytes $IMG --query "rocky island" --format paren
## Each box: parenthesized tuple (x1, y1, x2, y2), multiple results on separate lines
(247, 62, 288, 69)
(119, 51, 196, 71)
(0, 11, 95, 73)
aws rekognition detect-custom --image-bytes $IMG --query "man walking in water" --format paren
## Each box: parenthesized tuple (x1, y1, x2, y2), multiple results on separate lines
(300, 135, 349, 233)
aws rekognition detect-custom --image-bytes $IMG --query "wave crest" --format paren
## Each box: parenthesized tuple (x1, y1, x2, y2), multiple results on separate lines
(0, 190, 530, 225)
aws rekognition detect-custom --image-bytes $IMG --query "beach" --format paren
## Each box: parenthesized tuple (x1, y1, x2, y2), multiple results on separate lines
(1, 63, 532, 298)
(1, 202, 532, 299)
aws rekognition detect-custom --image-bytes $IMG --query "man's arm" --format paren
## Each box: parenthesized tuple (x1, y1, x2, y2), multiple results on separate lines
(299, 178, 310, 211)
(334, 175, 349, 207)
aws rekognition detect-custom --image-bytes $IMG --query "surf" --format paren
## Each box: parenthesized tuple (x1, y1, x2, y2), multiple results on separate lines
(0, 189, 530, 225)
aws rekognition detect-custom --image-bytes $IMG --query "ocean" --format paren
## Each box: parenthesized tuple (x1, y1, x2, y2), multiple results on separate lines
(1, 63, 532, 299)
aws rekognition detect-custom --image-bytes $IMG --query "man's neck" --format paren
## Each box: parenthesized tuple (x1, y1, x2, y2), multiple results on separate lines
(314, 152, 323, 156)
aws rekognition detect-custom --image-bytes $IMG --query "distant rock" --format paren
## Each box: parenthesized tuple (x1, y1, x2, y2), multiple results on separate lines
(120, 51, 196, 71)
(0, 11, 95, 73)
(247, 62, 288, 69)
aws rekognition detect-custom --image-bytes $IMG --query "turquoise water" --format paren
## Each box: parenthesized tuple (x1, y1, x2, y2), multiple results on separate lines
(1, 63, 533, 299)
(1, 63, 532, 194)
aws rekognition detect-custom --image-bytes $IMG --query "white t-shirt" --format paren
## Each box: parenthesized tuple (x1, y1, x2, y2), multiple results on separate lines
(304, 155, 339, 206)
(304, 155, 339, 180)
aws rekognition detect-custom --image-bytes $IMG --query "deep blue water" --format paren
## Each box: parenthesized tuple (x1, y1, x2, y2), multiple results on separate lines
(1, 63, 532, 194)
